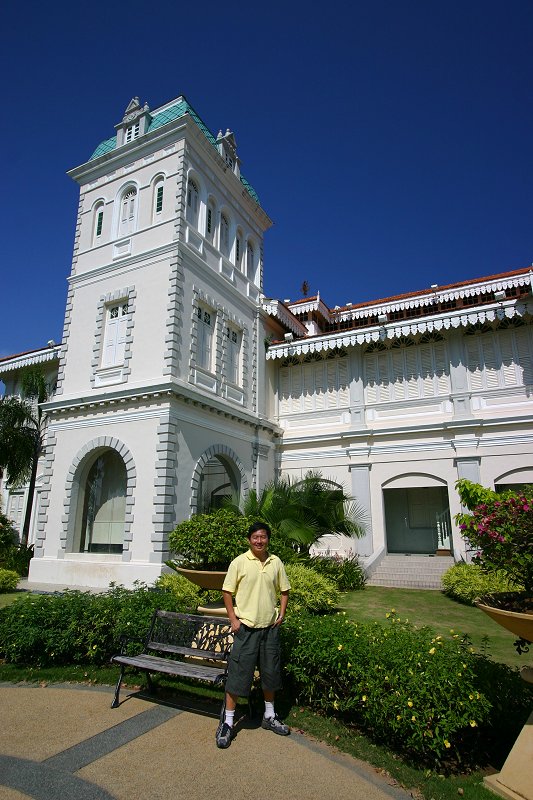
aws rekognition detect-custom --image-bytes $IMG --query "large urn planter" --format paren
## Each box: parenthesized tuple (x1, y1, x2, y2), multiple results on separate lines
(175, 566, 227, 591)
(476, 593, 533, 800)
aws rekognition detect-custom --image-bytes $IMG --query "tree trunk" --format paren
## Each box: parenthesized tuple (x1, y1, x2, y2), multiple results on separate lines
(21, 445, 39, 549)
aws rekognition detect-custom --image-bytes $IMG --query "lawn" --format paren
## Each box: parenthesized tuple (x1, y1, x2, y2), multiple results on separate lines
(0, 592, 21, 609)
(341, 586, 528, 669)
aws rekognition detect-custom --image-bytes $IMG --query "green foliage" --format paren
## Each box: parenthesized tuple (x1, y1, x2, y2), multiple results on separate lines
(455, 480, 533, 593)
(281, 611, 533, 770)
(455, 479, 497, 511)
(0, 569, 19, 592)
(231, 471, 366, 549)
(304, 554, 366, 591)
(0, 509, 18, 550)
(155, 572, 203, 610)
(285, 564, 339, 613)
(0, 507, 34, 576)
(2, 544, 33, 577)
(169, 509, 251, 569)
(0, 582, 188, 666)
(441, 562, 522, 605)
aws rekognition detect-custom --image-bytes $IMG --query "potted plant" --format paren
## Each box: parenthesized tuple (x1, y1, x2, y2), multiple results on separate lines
(167, 509, 251, 590)
(456, 479, 533, 800)
(456, 479, 533, 638)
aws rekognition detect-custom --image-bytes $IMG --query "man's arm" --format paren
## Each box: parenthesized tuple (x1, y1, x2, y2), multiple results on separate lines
(222, 590, 241, 633)
(274, 590, 289, 626)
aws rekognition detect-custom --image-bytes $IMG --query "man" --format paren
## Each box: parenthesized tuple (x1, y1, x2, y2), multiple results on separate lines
(216, 521, 291, 749)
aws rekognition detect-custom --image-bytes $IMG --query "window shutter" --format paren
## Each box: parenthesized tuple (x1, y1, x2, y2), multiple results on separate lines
(405, 348, 419, 399)
(280, 369, 291, 414)
(482, 336, 500, 389)
(314, 362, 325, 410)
(377, 353, 391, 402)
(391, 351, 405, 400)
(434, 342, 450, 395)
(419, 344, 434, 397)
(515, 328, 533, 385)
(291, 368, 302, 413)
(465, 339, 483, 391)
(364, 354, 379, 404)
(337, 357, 349, 406)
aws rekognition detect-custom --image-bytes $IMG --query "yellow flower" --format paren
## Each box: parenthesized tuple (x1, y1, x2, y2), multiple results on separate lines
(407, 700, 413, 707)
(411, 715, 416, 722)
(470, 720, 477, 727)
(469, 694, 474, 700)
(338, 645, 343, 650)
(347, 662, 352, 668)
(362, 695, 367, 702)
(396, 715, 402, 721)
(429, 647, 436, 655)
(444, 740, 451, 748)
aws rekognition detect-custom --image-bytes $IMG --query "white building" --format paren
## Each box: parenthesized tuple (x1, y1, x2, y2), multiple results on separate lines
(2, 94, 533, 589)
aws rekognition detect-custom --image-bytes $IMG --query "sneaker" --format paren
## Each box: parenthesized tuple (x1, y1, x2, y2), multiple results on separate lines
(216, 721, 233, 749)
(261, 714, 290, 736)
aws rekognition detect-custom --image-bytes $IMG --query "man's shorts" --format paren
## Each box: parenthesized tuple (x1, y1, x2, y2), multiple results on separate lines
(225, 623, 282, 698)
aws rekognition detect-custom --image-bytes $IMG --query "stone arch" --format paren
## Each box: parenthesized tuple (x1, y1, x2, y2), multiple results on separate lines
(62, 437, 136, 556)
(190, 444, 249, 514)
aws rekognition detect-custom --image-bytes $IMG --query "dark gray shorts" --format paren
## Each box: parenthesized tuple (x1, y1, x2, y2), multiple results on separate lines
(225, 623, 282, 697)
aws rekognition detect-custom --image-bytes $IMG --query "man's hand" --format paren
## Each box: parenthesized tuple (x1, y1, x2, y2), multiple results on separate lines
(273, 614, 284, 627)
(229, 617, 241, 634)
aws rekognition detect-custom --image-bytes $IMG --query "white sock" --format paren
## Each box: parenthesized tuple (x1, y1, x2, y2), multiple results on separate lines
(264, 701, 275, 719)
(224, 709, 235, 727)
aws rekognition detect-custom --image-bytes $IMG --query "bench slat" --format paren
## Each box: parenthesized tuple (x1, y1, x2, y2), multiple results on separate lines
(112, 653, 227, 683)
(146, 641, 227, 660)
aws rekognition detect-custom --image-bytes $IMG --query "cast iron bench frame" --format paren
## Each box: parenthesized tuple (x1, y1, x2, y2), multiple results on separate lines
(111, 609, 233, 711)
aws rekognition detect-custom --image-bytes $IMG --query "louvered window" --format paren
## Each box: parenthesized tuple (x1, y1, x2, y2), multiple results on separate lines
(278, 357, 350, 415)
(465, 326, 533, 390)
(102, 303, 128, 368)
(196, 305, 214, 371)
(363, 341, 451, 404)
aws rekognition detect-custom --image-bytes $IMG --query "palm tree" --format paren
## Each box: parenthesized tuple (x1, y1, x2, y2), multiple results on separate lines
(0, 367, 49, 547)
(229, 471, 366, 551)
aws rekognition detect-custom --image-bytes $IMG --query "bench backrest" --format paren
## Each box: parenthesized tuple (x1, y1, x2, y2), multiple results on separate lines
(146, 610, 233, 661)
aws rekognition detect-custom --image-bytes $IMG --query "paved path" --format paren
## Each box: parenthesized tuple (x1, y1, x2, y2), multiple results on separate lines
(0, 684, 413, 800)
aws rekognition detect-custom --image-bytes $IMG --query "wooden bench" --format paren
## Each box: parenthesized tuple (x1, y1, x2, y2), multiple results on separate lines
(111, 610, 233, 710)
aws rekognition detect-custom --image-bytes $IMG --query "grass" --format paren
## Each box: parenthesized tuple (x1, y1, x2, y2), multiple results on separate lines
(341, 586, 528, 669)
(0, 592, 22, 609)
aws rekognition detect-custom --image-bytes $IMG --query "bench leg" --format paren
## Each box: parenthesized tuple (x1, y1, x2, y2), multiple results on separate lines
(146, 672, 155, 693)
(111, 665, 125, 708)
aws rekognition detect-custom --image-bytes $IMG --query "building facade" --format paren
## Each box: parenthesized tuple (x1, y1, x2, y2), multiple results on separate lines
(1, 94, 533, 588)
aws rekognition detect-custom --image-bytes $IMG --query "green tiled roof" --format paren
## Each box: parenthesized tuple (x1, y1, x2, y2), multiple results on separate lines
(88, 98, 260, 205)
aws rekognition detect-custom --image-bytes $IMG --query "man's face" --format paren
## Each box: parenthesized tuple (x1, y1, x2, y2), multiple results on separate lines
(248, 529, 269, 558)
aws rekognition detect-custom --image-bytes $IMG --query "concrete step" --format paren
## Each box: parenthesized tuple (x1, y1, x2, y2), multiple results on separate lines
(367, 555, 454, 589)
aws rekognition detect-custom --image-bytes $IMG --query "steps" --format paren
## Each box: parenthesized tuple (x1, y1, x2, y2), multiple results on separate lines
(366, 554, 454, 590)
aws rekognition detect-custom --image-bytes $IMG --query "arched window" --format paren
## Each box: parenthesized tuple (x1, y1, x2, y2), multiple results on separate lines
(220, 212, 230, 257)
(93, 201, 105, 245)
(78, 450, 126, 554)
(198, 455, 240, 513)
(186, 178, 199, 227)
(153, 177, 164, 222)
(205, 198, 216, 244)
(246, 241, 255, 280)
(118, 186, 137, 237)
(235, 228, 243, 269)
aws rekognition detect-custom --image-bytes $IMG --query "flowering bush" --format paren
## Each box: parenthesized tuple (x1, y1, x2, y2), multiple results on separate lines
(456, 480, 533, 594)
(281, 610, 533, 770)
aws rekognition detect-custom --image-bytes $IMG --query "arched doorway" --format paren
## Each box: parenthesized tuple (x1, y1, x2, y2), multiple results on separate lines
(191, 445, 249, 515)
(76, 450, 127, 554)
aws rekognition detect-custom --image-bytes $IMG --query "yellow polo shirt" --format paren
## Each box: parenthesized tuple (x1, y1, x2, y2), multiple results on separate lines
(222, 550, 291, 628)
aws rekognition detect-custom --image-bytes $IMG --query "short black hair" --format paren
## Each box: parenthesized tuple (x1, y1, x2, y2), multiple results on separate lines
(247, 521, 271, 539)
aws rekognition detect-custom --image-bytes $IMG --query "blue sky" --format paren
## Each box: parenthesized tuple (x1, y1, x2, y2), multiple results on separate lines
(1, 0, 532, 358)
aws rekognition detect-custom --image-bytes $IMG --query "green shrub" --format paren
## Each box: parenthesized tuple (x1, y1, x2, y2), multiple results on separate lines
(281, 611, 533, 770)
(441, 562, 522, 605)
(304, 555, 366, 591)
(155, 572, 203, 610)
(285, 564, 338, 613)
(0, 582, 190, 666)
(0, 569, 19, 592)
(169, 509, 251, 569)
